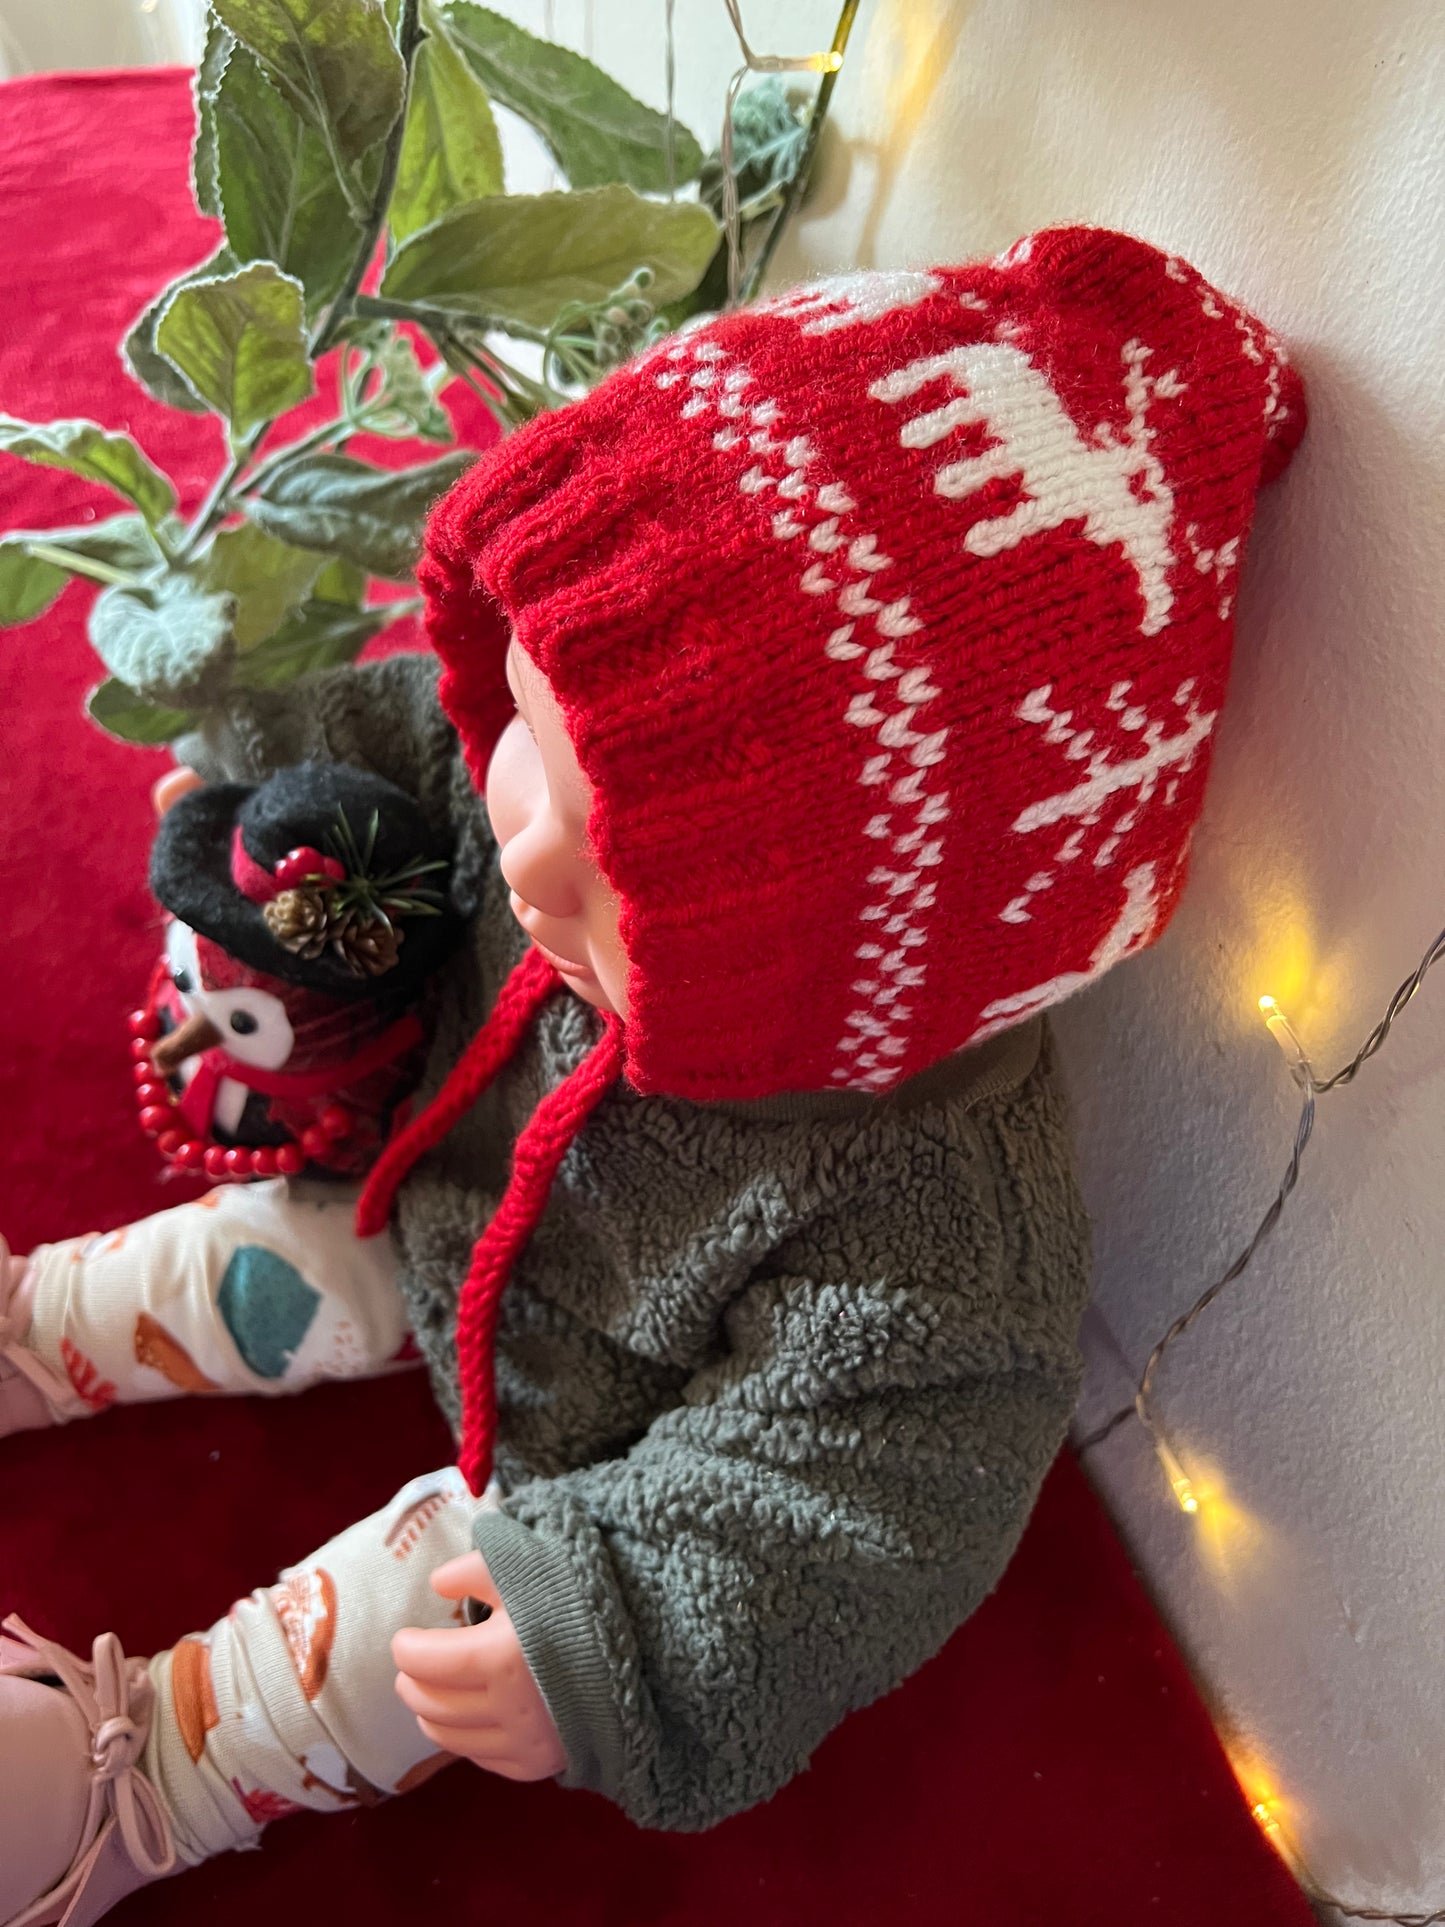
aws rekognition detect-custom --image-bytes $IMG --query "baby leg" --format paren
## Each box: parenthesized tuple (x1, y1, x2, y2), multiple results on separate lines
(146, 1467, 488, 1861)
(1, 1470, 491, 1924)
(3, 1179, 407, 1435)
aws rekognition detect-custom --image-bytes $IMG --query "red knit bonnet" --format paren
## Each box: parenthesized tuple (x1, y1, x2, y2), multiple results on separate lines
(359, 225, 1306, 1492)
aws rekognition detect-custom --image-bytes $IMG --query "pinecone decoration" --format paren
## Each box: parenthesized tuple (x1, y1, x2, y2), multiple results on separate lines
(333, 914, 403, 978)
(264, 886, 330, 959)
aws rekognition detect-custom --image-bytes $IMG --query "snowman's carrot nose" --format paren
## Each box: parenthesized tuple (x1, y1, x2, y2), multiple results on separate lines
(151, 1010, 222, 1074)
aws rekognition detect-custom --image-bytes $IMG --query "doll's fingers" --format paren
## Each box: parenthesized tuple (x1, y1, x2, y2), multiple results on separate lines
(393, 1671, 497, 1729)
(152, 767, 204, 819)
(392, 1623, 495, 1685)
(428, 1551, 497, 1604)
(415, 1719, 539, 1781)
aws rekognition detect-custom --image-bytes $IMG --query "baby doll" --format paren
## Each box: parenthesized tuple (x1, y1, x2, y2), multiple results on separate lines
(0, 225, 1304, 1924)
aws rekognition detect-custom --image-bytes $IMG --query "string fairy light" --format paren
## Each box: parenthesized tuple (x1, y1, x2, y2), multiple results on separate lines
(719, 0, 856, 306)
(1076, 917, 1445, 1923)
(1077, 916, 1445, 1495)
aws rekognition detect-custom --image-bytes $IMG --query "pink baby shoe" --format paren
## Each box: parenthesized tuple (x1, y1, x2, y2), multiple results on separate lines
(0, 1238, 79, 1440)
(0, 1616, 176, 1927)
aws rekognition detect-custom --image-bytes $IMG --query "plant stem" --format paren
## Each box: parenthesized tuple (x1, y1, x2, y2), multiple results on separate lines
(177, 433, 261, 564)
(739, 0, 860, 303)
(23, 542, 139, 589)
(350, 293, 551, 350)
(239, 414, 364, 500)
(311, 0, 425, 362)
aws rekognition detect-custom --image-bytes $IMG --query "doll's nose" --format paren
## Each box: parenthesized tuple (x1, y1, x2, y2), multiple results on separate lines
(151, 1010, 222, 1074)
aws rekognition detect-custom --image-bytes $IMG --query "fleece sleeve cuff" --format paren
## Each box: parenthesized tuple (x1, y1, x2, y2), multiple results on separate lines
(472, 1507, 627, 1803)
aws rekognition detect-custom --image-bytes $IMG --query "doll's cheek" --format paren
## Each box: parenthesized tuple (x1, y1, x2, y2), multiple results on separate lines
(484, 717, 541, 847)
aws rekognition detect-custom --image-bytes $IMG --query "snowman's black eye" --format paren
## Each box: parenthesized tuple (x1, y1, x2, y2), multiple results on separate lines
(173, 967, 193, 994)
(229, 1010, 259, 1035)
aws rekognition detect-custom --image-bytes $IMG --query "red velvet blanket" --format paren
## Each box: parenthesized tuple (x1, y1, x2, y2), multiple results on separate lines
(0, 68, 1313, 1926)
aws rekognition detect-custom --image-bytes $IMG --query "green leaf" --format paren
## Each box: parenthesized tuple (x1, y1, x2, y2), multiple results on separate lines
(443, 3, 702, 191)
(390, 7, 503, 243)
(155, 262, 314, 439)
(0, 417, 177, 528)
(0, 515, 159, 625)
(203, 521, 324, 647)
(212, 0, 405, 171)
(192, 13, 237, 219)
(313, 555, 367, 603)
(123, 248, 238, 415)
(0, 545, 68, 626)
(215, 44, 364, 312)
(87, 677, 202, 746)
(370, 330, 453, 441)
(380, 186, 720, 327)
(247, 449, 473, 579)
(233, 597, 386, 687)
(89, 577, 237, 707)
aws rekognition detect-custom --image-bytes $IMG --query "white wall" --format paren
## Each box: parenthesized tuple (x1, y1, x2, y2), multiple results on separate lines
(523, 2, 1445, 1914)
(0, 0, 200, 74)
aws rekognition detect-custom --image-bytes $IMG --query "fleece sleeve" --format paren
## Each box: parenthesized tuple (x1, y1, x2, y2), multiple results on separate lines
(474, 1087, 1091, 1832)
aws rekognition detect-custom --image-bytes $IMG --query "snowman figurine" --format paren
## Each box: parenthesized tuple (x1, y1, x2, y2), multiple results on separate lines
(129, 762, 461, 1182)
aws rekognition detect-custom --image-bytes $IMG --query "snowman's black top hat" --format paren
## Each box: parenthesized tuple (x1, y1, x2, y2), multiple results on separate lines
(150, 762, 463, 1001)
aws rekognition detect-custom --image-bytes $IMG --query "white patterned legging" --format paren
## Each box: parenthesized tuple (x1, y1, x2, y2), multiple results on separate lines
(17, 1183, 488, 1864)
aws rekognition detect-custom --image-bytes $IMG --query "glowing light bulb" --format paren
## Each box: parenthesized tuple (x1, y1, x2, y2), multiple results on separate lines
(1154, 1436, 1200, 1514)
(1258, 993, 1314, 1091)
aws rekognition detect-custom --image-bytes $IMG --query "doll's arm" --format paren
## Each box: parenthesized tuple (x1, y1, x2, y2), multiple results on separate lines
(463, 1116, 1091, 1832)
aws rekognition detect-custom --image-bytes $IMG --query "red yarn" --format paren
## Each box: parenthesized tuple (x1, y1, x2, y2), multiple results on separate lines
(455, 1012, 625, 1495)
(355, 944, 559, 1238)
(355, 944, 626, 1491)
(420, 227, 1307, 1107)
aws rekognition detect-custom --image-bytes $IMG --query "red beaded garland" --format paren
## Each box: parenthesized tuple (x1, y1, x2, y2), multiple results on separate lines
(130, 1003, 345, 1186)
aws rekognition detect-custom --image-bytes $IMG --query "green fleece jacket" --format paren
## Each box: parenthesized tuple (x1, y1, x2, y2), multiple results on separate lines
(187, 651, 1093, 1832)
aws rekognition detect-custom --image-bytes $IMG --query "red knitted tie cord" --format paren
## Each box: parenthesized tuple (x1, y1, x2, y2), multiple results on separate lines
(455, 1012, 625, 1494)
(354, 942, 627, 1495)
(355, 944, 560, 1238)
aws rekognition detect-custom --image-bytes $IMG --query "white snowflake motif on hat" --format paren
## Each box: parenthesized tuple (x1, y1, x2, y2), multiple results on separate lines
(870, 323, 1212, 1043)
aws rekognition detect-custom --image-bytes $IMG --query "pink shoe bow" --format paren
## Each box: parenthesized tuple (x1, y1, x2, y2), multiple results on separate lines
(0, 1237, 81, 1426)
(1, 1615, 176, 1927)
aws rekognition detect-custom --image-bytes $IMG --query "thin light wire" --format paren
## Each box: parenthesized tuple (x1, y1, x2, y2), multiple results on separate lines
(1269, 1817, 1445, 1926)
(718, 0, 842, 306)
(1077, 917, 1445, 1456)
(1076, 925, 1445, 1922)
(664, 0, 677, 200)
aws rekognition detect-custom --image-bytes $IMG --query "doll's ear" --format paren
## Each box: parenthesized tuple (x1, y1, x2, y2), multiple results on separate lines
(152, 767, 204, 819)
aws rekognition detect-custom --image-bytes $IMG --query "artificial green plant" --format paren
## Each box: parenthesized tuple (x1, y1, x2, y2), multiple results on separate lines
(0, 0, 847, 754)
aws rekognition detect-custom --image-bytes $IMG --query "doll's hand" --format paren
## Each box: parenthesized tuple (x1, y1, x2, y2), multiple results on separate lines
(152, 766, 203, 818)
(392, 1550, 567, 1782)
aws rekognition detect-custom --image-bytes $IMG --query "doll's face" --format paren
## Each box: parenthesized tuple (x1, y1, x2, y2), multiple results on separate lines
(486, 639, 629, 1019)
